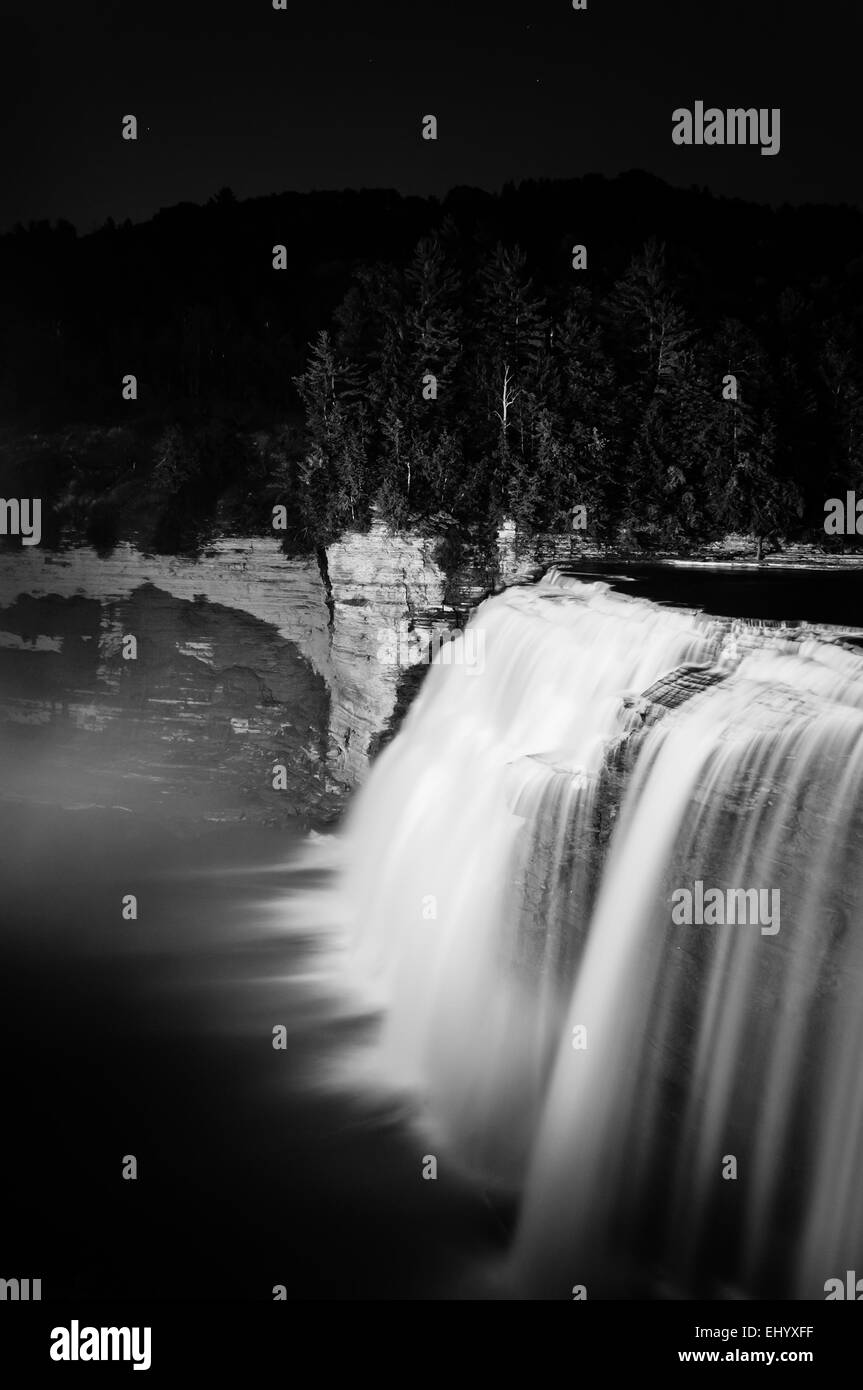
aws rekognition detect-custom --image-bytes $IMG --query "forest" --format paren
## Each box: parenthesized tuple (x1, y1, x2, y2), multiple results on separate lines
(1, 172, 862, 556)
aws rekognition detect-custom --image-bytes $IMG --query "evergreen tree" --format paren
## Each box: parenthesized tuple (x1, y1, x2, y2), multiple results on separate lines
(608, 239, 692, 399)
(470, 243, 549, 520)
(555, 287, 623, 539)
(817, 319, 863, 503)
(705, 321, 801, 556)
(404, 232, 462, 408)
(608, 242, 702, 540)
(292, 330, 369, 545)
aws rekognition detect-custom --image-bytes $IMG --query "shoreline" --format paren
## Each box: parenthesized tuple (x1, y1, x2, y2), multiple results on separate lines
(557, 555, 863, 572)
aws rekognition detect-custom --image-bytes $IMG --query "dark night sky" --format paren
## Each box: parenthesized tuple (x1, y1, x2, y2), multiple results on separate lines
(1, 0, 860, 233)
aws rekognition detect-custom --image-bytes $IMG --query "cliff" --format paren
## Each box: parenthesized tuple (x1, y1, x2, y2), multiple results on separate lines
(0, 525, 534, 824)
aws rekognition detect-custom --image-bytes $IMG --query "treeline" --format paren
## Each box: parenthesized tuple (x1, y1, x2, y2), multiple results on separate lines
(290, 230, 863, 550)
(3, 173, 863, 552)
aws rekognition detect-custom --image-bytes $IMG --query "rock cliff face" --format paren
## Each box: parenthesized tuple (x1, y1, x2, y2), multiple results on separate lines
(0, 526, 528, 818)
(0, 584, 335, 829)
(324, 524, 509, 777)
(0, 538, 331, 672)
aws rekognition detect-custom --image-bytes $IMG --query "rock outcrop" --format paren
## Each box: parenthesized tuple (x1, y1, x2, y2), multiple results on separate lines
(0, 526, 517, 811)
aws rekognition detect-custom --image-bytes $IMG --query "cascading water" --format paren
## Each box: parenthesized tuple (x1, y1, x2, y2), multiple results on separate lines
(337, 572, 863, 1298)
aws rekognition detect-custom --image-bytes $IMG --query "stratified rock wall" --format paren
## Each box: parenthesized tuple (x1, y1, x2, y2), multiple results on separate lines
(0, 526, 514, 787)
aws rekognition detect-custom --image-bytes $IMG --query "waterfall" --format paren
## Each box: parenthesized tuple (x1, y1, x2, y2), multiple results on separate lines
(338, 573, 863, 1298)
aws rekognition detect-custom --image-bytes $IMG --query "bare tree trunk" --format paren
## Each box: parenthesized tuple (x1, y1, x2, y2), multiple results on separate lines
(496, 363, 520, 434)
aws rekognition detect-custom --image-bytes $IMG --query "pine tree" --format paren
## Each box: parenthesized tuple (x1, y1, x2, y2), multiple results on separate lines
(470, 243, 549, 520)
(555, 286, 622, 539)
(292, 330, 369, 545)
(705, 321, 801, 556)
(608, 243, 701, 541)
(608, 239, 692, 398)
(817, 320, 863, 501)
(715, 406, 801, 558)
(404, 232, 462, 407)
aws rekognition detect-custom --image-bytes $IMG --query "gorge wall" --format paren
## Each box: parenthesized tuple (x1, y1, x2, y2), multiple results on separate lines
(0, 523, 548, 826)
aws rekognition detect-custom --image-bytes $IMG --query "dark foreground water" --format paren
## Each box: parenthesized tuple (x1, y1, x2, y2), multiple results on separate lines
(0, 802, 502, 1300)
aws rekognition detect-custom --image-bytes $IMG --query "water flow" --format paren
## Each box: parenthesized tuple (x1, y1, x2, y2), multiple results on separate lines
(338, 574, 863, 1296)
